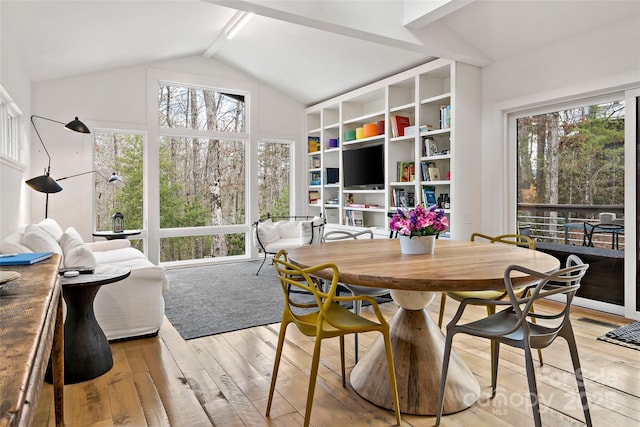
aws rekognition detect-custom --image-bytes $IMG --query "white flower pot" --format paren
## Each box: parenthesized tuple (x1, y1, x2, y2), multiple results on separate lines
(399, 234, 436, 255)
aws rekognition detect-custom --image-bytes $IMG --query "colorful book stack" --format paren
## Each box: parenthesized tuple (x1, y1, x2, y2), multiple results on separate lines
(391, 188, 414, 208)
(397, 161, 415, 182)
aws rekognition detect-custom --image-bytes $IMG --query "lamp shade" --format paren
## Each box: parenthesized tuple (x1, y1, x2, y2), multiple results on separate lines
(64, 117, 91, 133)
(26, 174, 62, 193)
(108, 173, 125, 188)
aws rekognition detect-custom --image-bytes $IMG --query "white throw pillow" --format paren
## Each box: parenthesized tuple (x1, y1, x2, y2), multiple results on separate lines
(256, 219, 280, 248)
(276, 220, 300, 239)
(64, 226, 84, 243)
(60, 229, 97, 268)
(22, 224, 63, 254)
(0, 228, 31, 253)
(0, 240, 32, 254)
(38, 218, 64, 242)
(300, 216, 324, 245)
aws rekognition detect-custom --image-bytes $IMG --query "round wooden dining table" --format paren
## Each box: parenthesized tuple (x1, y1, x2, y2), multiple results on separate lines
(287, 238, 560, 416)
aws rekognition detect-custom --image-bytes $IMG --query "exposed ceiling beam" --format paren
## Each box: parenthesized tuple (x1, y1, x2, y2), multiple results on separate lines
(403, 0, 475, 28)
(203, 0, 490, 64)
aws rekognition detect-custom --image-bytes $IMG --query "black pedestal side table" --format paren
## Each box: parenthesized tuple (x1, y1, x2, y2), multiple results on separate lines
(46, 265, 131, 384)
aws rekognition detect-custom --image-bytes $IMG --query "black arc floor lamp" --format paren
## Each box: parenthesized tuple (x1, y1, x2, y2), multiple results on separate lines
(26, 115, 91, 218)
(57, 171, 125, 188)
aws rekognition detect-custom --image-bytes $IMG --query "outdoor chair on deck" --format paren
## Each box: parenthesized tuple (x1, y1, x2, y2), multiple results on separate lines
(266, 250, 401, 427)
(322, 229, 390, 363)
(438, 232, 544, 364)
(583, 221, 624, 250)
(436, 255, 592, 427)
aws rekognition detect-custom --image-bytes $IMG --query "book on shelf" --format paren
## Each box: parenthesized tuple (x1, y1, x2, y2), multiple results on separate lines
(421, 161, 439, 181)
(428, 165, 441, 181)
(404, 125, 429, 137)
(422, 137, 438, 156)
(390, 115, 411, 137)
(351, 210, 364, 226)
(397, 161, 415, 182)
(308, 190, 320, 204)
(439, 105, 451, 129)
(308, 136, 320, 152)
(310, 156, 321, 168)
(310, 170, 321, 185)
(422, 186, 437, 207)
(407, 192, 415, 207)
(344, 210, 364, 227)
(392, 188, 409, 208)
(420, 161, 429, 181)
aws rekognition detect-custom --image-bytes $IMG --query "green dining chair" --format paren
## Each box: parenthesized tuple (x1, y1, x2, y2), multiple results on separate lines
(322, 229, 390, 363)
(266, 250, 401, 427)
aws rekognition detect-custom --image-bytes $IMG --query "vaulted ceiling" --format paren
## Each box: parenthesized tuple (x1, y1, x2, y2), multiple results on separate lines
(3, 0, 639, 106)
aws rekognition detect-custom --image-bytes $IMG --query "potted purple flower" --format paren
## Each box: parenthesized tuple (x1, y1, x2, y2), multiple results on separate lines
(389, 204, 448, 254)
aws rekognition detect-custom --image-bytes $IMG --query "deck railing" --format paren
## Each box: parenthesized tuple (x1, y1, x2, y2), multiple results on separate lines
(517, 203, 625, 250)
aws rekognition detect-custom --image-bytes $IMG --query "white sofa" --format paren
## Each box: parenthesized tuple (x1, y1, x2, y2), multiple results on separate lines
(0, 219, 169, 341)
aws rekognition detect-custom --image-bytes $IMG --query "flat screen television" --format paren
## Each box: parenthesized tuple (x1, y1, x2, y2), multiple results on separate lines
(343, 144, 385, 188)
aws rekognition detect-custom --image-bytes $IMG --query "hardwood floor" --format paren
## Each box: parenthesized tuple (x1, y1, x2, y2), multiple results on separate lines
(35, 298, 640, 426)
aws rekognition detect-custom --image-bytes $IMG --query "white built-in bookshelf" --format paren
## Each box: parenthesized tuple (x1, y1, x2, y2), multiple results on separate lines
(305, 59, 481, 239)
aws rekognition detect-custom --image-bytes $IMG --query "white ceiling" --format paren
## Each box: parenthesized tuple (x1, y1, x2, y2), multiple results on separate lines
(3, 0, 639, 106)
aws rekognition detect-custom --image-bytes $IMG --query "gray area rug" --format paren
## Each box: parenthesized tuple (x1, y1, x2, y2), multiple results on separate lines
(164, 260, 391, 340)
(597, 321, 640, 351)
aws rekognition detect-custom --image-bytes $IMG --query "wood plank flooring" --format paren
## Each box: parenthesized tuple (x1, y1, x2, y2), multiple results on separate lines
(34, 297, 640, 426)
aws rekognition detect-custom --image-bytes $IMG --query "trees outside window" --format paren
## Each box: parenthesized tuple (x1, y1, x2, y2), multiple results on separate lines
(257, 140, 291, 219)
(94, 130, 143, 250)
(158, 83, 248, 262)
(516, 99, 625, 247)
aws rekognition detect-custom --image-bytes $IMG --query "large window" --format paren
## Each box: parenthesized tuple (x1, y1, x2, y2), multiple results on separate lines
(158, 84, 245, 132)
(94, 130, 144, 247)
(516, 98, 625, 247)
(158, 82, 248, 262)
(0, 86, 22, 163)
(257, 140, 291, 219)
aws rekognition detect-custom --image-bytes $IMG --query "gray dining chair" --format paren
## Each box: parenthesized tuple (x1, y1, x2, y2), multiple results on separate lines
(439, 232, 544, 365)
(436, 254, 592, 427)
(322, 229, 390, 363)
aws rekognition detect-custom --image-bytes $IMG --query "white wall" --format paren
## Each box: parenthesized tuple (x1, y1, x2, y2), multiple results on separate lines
(479, 15, 640, 235)
(0, 0, 32, 239)
(30, 55, 305, 241)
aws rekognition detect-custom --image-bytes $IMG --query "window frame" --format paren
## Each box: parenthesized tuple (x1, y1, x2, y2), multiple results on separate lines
(257, 138, 294, 219)
(152, 75, 253, 267)
(0, 85, 23, 166)
(92, 126, 146, 236)
(506, 91, 626, 234)
(506, 89, 631, 316)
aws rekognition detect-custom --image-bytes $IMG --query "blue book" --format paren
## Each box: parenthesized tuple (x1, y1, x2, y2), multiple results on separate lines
(422, 186, 437, 207)
(0, 252, 53, 265)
